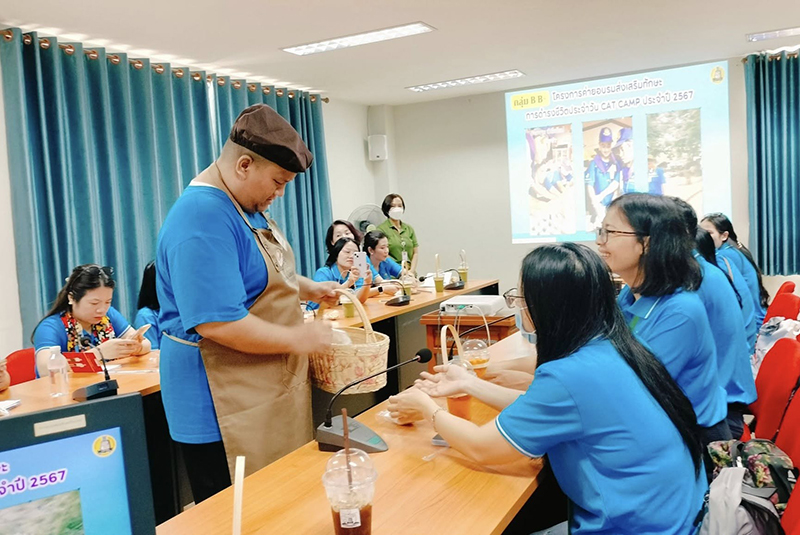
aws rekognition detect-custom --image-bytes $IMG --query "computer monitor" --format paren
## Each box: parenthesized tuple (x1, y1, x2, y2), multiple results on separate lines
(0, 393, 156, 534)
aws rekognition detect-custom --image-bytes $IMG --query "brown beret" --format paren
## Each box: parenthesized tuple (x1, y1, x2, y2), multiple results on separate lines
(229, 104, 313, 173)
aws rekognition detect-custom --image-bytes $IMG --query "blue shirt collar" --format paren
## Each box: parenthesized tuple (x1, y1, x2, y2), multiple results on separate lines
(618, 286, 663, 320)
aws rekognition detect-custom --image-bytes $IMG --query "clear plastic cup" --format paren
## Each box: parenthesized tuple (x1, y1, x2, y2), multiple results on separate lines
(463, 339, 490, 379)
(445, 358, 476, 420)
(322, 448, 377, 535)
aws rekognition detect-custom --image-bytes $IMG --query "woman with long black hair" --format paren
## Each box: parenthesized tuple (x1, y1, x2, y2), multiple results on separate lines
(671, 198, 756, 439)
(598, 194, 730, 447)
(700, 213, 769, 327)
(389, 243, 706, 535)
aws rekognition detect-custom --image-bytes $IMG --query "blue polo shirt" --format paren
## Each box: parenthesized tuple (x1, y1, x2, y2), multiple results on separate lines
(496, 338, 706, 534)
(133, 307, 160, 350)
(694, 254, 757, 405)
(368, 257, 402, 280)
(584, 154, 618, 206)
(309, 264, 366, 310)
(719, 260, 758, 351)
(157, 183, 270, 444)
(717, 243, 766, 326)
(618, 286, 727, 427)
(33, 307, 132, 352)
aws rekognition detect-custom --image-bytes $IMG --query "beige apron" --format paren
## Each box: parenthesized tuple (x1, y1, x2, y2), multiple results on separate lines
(196, 164, 313, 478)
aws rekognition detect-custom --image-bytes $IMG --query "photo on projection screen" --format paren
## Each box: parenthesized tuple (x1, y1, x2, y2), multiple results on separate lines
(506, 61, 730, 244)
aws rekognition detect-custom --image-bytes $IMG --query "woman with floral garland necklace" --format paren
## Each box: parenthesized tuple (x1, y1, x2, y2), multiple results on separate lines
(32, 264, 150, 377)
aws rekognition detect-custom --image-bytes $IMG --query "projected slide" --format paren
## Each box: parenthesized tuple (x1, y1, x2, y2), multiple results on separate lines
(506, 61, 730, 243)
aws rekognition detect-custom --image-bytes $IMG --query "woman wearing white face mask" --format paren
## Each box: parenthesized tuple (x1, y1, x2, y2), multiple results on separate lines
(377, 193, 419, 274)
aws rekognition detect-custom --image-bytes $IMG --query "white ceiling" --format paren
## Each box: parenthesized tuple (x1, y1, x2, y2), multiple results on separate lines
(2, 0, 800, 106)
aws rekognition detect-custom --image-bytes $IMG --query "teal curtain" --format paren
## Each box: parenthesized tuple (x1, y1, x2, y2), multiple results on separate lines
(745, 51, 800, 275)
(214, 78, 332, 277)
(0, 28, 333, 341)
(0, 28, 214, 337)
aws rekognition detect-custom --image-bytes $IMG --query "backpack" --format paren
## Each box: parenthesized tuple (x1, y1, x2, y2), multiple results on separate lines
(700, 439, 798, 535)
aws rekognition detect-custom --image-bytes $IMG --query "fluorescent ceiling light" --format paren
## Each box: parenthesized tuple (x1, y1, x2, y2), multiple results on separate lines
(747, 26, 800, 42)
(407, 70, 525, 92)
(283, 22, 434, 56)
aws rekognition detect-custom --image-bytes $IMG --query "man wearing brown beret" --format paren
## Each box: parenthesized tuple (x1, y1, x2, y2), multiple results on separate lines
(156, 104, 339, 502)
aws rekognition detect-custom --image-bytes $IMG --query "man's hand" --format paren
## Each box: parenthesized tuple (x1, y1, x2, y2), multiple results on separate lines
(292, 321, 334, 355)
(306, 281, 339, 308)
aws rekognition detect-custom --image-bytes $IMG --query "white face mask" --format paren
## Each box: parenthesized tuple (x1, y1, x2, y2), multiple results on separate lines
(388, 207, 404, 220)
(514, 308, 537, 345)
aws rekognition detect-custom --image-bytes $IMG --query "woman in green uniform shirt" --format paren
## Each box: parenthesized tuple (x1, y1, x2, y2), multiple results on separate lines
(376, 194, 419, 274)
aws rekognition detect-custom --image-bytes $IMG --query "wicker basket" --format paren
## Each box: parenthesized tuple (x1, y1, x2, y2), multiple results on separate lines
(309, 289, 390, 394)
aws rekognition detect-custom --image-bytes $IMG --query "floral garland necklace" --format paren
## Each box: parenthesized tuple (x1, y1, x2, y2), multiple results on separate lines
(60, 312, 115, 351)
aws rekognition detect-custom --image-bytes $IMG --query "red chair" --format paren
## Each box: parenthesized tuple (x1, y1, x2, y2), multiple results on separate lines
(776, 281, 796, 296)
(783, 491, 800, 534)
(764, 293, 800, 323)
(750, 339, 800, 441)
(776, 395, 800, 534)
(4, 348, 36, 386)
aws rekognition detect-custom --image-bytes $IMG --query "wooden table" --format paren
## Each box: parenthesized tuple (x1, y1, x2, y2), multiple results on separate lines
(332, 279, 500, 328)
(157, 330, 541, 535)
(0, 353, 161, 416)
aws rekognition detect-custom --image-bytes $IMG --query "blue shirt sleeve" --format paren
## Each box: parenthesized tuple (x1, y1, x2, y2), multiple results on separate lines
(33, 316, 68, 352)
(107, 306, 131, 337)
(384, 258, 403, 279)
(495, 368, 582, 458)
(638, 310, 700, 378)
(168, 235, 250, 334)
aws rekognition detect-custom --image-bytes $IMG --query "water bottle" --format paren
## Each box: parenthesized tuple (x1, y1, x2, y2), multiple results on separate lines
(48, 346, 69, 397)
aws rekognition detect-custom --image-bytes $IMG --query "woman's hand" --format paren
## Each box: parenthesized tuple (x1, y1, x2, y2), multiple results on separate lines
(415, 364, 473, 398)
(96, 338, 140, 361)
(0, 360, 10, 392)
(388, 386, 439, 424)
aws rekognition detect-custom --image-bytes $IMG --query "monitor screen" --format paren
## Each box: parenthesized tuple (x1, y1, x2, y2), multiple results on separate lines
(0, 394, 155, 535)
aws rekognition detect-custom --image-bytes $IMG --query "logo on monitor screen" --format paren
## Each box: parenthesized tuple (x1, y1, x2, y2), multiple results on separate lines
(92, 435, 117, 458)
(710, 67, 725, 84)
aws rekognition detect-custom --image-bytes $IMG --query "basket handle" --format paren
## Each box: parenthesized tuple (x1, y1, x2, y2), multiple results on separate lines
(333, 288, 375, 343)
(439, 324, 464, 366)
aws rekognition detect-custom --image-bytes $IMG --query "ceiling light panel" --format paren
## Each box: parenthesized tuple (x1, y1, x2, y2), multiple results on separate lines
(407, 70, 525, 92)
(283, 22, 434, 56)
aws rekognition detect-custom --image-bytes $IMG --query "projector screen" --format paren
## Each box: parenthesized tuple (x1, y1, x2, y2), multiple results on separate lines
(506, 61, 731, 243)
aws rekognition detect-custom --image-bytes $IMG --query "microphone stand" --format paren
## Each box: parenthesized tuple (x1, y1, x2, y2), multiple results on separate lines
(420, 269, 465, 290)
(72, 340, 119, 401)
(316, 351, 431, 452)
(374, 279, 411, 306)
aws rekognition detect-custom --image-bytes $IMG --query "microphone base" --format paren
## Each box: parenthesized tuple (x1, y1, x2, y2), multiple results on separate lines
(385, 295, 411, 307)
(444, 281, 465, 291)
(72, 380, 119, 402)
(316, 415, 388, 453)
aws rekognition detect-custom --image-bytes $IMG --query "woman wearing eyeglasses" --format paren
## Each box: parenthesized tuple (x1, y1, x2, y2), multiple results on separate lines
(31, 264, 151, 377)
(597, 194, 731, 449)
(389, 243, 706, 535)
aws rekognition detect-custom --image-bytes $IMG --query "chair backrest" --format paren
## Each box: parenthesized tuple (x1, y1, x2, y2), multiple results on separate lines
(776, 394, 800, 534)
(764, 293, 800, 323)
(5, 348, 36, 386)
(776, 281, 796, 296)
(751, 339, 800, 441)
(782, 487, 800, 534)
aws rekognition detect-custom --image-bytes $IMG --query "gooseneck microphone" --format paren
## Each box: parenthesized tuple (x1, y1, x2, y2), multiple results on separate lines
(72, 336, 119, 402)
(316, 348, 433, 452)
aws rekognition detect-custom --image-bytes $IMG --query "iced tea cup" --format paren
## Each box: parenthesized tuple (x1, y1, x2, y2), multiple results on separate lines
(323, 448, 377, 535)
(468, 358, 489, 379)
(342, 301, 356, 318)
(433, 276, 445, 293)
(447, 394, 472, 420)
(457, 267, 468, 284)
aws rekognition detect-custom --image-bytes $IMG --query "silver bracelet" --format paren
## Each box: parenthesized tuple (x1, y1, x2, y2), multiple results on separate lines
(430, 407, 447, 429)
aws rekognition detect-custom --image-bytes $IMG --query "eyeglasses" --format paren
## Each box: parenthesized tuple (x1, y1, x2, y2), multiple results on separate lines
(503, 288, 525, 308)
(595, 227, 641, 245)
